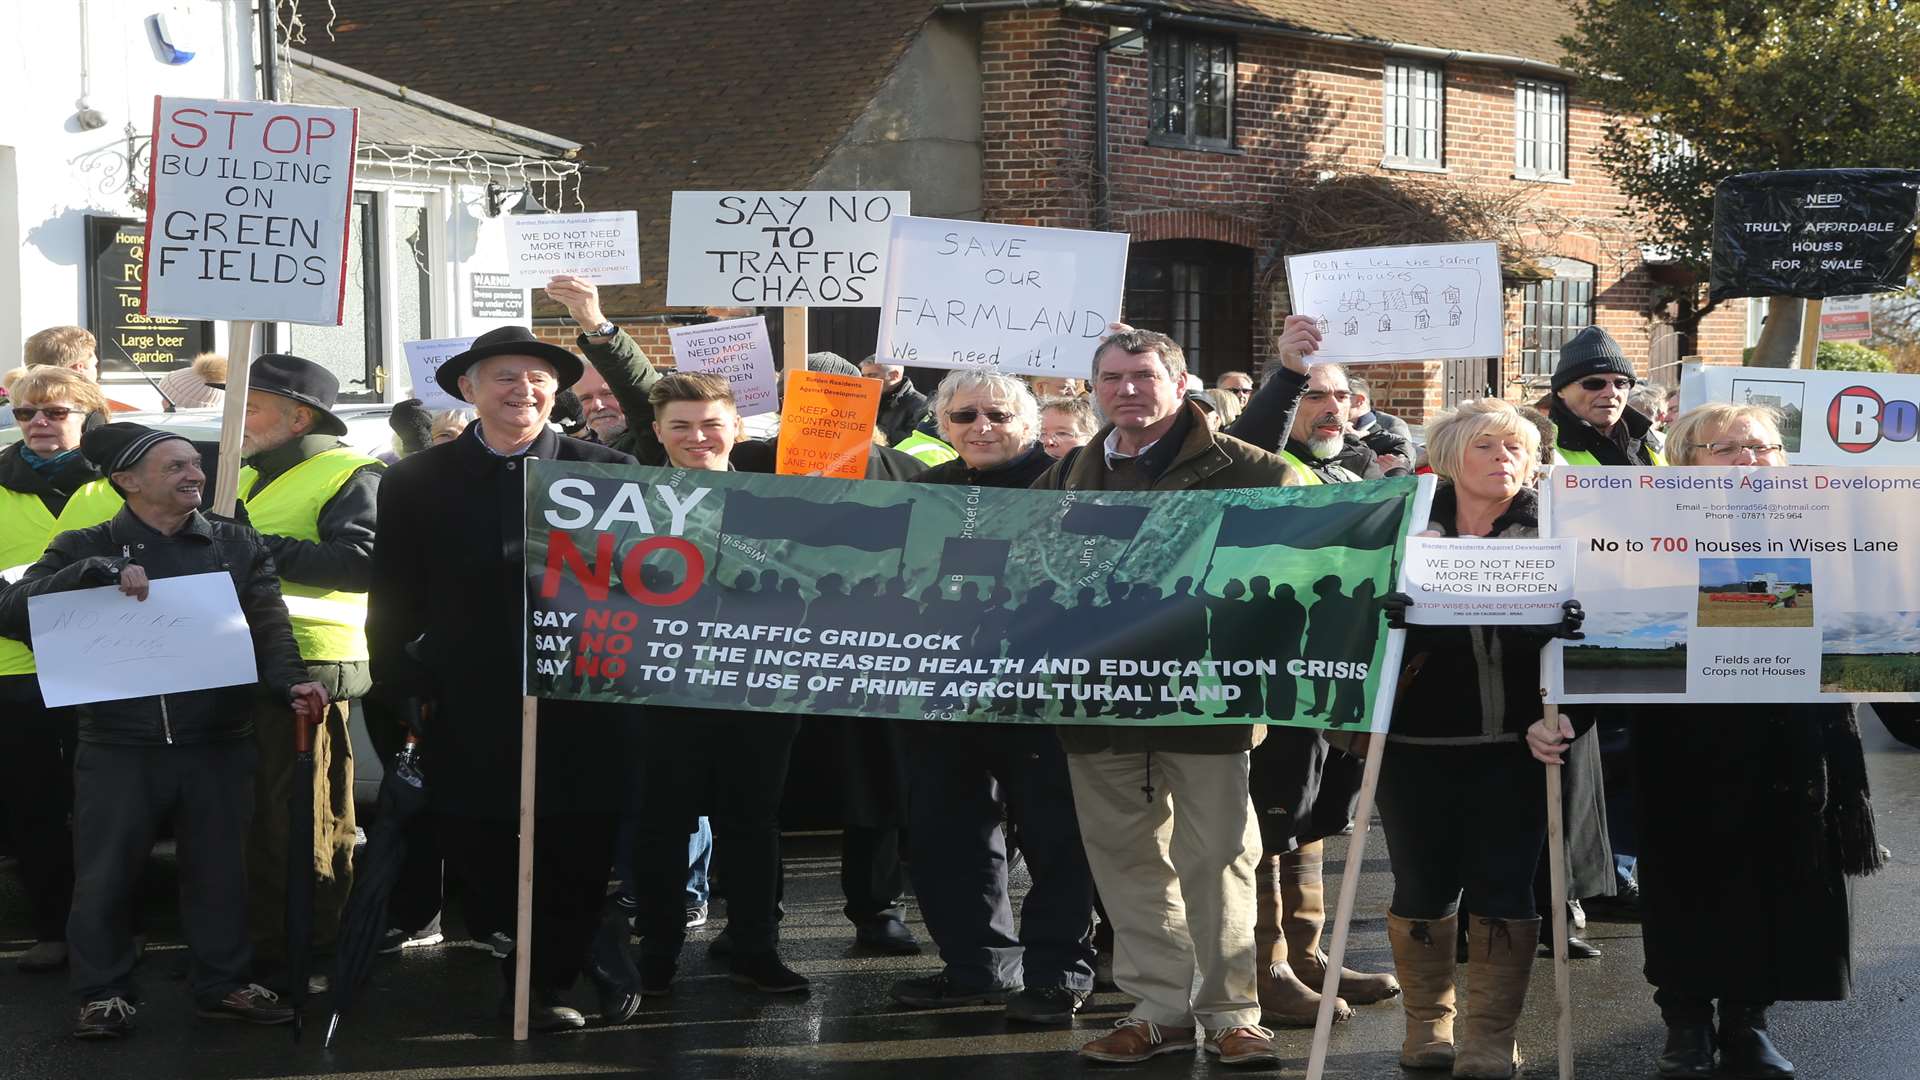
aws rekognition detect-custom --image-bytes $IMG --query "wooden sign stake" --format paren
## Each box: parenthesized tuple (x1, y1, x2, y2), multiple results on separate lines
(1543, 700, 1575, 1080)
(782, 306, 809, 372)
(511, 695, 539, 1041)
(1797, 298, 1824, 370)
(1303, 735, 1388, 1080)
(210, 320, 256, 517)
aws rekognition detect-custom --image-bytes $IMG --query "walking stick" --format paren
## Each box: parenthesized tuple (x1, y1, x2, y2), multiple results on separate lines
(511, 695, 539, 1041)
(1542, 692, 1575, 1080)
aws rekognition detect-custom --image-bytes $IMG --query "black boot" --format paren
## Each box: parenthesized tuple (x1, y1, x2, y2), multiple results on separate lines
(1655, 1022, 1716, 1078)
(1717, 1002, 1793, 1079)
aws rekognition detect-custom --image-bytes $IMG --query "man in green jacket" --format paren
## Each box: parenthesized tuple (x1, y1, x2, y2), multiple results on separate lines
(1032, 329, 1301, 1068)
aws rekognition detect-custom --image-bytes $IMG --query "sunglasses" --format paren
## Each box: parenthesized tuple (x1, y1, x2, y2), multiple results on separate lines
(947, 408, 1017, 425)
(1577, 376, 1635, 392)
(1226, 386, 1253, 397)
(12, 406, 75, 423)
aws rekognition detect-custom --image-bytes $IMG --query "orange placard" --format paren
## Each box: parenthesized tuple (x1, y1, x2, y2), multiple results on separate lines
(775, 369, 882, 479)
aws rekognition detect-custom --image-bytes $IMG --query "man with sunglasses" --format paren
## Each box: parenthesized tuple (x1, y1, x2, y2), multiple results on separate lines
(1547, 326, 1666, 467)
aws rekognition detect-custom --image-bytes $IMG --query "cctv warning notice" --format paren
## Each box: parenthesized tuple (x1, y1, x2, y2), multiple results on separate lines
(522, 461, 1426, 733)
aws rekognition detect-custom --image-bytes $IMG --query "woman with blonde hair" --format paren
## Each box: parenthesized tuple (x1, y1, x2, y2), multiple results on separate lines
(0, 366, 122, 974)
(1585, 401, 1881, 1080)
(1376, 398, 1584, 1079)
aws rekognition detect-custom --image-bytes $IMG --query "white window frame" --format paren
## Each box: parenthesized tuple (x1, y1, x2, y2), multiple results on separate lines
(1382, 60, 1445, 169)
(1513, 78, 1568, 180)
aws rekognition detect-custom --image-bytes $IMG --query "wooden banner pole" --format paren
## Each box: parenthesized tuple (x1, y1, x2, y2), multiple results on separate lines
(1303, 734, 1387, 1080)
(783, 306, 809, 372)
(1797, 298, 1824, 370)
(1543, 701, 1575, 1080)
(210, 320, 256, 517)
(511, 695, 539, 1041)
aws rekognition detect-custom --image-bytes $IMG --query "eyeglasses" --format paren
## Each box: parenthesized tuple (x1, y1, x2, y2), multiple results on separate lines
(11, 406, 74, 423)
(1693, 442, 1784, 457)
(1225, 386, 1253, 397)
(947, 408, 1017, 425)
(1577, 376, 1636, 392)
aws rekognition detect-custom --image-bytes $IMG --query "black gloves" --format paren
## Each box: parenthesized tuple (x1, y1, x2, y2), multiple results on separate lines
(1382, 590, 1412, 629)
(1381, 594, 1583, 638)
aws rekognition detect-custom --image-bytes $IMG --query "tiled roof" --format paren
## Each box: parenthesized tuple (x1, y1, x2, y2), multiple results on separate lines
(307, 1, 938, 313)
(286, 48, 579, 160)
(1146, 0, 1579, 69)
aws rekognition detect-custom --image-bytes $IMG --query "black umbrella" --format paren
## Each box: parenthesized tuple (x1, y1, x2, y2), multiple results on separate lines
(284, 712, 320, 1042)
(324, 727, 429, 1048)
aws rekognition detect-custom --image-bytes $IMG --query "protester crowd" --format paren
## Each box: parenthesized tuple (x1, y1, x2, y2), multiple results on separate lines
(0, 284, 1884, 1080)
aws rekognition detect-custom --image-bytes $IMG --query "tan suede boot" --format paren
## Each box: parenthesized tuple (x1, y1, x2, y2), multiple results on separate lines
(1282, 840, 1402, 1004)
(1453, 916, 1539, 1080)
(1256, 852, 1351, 1027)
(1387, 913, 1458, 1069)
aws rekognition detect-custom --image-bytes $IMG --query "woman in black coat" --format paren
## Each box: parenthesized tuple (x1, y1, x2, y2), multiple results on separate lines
(1621, 403, 1884, 1080)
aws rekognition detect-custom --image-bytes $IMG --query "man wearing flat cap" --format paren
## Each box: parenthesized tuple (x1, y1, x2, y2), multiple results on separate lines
(0, 422, 325, 1039)
(367, 326, 641, 1032)
(1546, 326, 1665, 467)
(228, 354, 382, 985)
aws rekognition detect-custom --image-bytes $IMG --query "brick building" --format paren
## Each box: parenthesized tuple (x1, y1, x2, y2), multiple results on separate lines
(313, 0, 1752, 425)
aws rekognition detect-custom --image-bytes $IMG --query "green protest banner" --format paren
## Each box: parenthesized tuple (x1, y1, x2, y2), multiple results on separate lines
(523, 461, 1428, 731)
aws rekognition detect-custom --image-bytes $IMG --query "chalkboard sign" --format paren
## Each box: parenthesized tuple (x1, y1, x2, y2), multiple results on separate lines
(1708, 169, 1920, 302)
(86, 215, 213, 374)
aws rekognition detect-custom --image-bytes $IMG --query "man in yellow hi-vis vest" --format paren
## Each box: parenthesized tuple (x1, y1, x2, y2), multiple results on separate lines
(232, 354, 383, 987)
(1547, 326, 1666, 467)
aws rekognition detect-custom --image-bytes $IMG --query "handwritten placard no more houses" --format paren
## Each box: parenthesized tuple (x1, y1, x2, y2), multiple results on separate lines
(1285, 242, 1504, 364)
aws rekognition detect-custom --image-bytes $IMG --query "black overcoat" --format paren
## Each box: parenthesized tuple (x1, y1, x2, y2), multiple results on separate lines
(367, 424, 639, 819)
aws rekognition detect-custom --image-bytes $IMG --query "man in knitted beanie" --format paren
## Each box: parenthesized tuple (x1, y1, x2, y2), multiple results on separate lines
(1546, 326, 1663, 467)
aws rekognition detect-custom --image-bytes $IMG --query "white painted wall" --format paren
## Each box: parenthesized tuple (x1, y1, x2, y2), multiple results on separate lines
(0, 0, 254, 406)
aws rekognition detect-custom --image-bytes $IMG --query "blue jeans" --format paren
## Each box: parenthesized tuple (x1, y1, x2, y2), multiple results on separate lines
(687, 817, 712, 907)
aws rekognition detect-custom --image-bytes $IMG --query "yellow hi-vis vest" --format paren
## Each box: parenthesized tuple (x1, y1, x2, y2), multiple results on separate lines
(236, 447, 380, 662)
(0, 478, 123, 675)
(1559, 446, 1666, 467)
(1278, 450, 1324, 486)
(894, 431, 960, 467)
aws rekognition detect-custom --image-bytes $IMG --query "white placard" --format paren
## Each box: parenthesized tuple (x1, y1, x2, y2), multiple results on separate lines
(1284, 241, 1504, 363)
(27, 572, 260, 707)
(503, 211, 642, 289)
(142, 97, 359, 325)
(1678, 364, 1920, 465)
(666, 191, 909, 307)
(1401, 537, 1575, 625)
(401, 337, 474, 410)
(877, 216, 1129, 377)
(1544, 465, 1920, 703)
(668, 317, 778, 417)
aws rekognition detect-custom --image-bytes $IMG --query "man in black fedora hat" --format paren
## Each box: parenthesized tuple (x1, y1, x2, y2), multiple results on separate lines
(230, 353, 383, 988)
(368, 325, 642, 1032)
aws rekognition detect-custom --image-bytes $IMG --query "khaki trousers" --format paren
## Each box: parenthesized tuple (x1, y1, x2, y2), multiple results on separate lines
(1066, 749, 1262, 1031)
(247, 693, 356, 966)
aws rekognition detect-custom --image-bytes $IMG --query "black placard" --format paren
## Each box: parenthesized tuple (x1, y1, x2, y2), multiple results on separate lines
(85, 215, 214, 374)
(1708, 169, 1920, 302)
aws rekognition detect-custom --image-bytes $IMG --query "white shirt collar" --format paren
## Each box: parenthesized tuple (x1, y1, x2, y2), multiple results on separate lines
(1102, 427, 1161, 469)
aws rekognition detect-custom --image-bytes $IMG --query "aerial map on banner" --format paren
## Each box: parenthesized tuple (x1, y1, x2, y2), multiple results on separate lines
(1543, 466, 1920, 702)
(1679, 365, 1920, 465)
(524, 463, 1427, 730)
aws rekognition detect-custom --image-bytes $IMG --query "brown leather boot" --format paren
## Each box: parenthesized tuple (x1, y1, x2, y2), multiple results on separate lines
(1387, 912, 1458, 1069)
(1256, 852, 1351, 1027)
(1453, 916, 1538, 1079)
(1282, 840, 1403, 1004)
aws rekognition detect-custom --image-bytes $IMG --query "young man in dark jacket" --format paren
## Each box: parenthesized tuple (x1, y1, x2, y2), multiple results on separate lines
(0, 423, 324, 1039)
